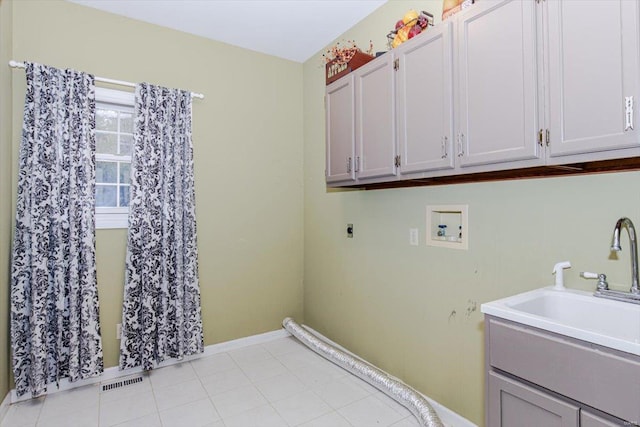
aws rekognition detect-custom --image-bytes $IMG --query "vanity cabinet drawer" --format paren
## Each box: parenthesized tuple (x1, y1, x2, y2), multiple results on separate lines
(488, 371, 579, 427)
(581, 410, 625, 427)
(488, 317, 640, 423)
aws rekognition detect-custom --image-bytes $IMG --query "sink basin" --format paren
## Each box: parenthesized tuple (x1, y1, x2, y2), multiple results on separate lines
(481, 287, 640, 355)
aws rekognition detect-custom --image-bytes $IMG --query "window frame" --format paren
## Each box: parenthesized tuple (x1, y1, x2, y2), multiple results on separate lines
(95, 87, 135, 229)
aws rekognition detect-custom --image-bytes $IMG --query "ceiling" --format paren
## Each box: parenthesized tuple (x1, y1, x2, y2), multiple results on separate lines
(67, 0, 388, 63)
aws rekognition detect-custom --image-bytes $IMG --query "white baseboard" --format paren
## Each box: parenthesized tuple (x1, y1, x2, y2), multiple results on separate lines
(424, 397, 477, 427)
(9, 328, 291, 404)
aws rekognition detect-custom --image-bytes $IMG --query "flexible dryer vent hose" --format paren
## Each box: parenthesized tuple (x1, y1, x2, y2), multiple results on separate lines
(282, 317, 444, 427)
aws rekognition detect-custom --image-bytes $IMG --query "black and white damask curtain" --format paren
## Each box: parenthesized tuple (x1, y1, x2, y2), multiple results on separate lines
(11, 62, 103, 397)
(119, 83, 203, 370)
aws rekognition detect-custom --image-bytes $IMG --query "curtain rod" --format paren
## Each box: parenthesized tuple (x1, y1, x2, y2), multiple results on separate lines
(8, 60, 205, 99)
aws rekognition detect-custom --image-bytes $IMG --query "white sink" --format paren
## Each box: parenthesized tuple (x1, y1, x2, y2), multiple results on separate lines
(481, 287, 640, 356)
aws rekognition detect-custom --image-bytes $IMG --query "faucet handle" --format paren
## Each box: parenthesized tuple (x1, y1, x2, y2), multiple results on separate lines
(581, 272, 609, 291)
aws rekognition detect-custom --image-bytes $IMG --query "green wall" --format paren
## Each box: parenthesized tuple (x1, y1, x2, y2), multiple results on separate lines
(4, 0, 304, 373)
(302, 1, 640, 425)
(0, 0, 13, 403)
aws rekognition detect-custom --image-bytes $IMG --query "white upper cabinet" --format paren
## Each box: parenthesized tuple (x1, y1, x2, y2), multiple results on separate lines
(545, 0, 640, 160)
(396, 21, 455, 175)
(354, 54, 398, 180)
(325, 75, 356, 183)
(324, 0, 640, 187)
(456, 0, 542, 169)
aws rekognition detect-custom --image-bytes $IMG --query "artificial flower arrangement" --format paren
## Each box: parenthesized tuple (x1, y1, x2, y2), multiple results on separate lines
(322, 40, 374, 67)
(323, 40, 375, 85)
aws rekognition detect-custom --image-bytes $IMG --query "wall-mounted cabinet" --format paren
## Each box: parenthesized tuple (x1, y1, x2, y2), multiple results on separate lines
(325, 53, 397, 184)
(545, 0, 640, 162)
(355, 52, 397, 180)
(455, 0, 542, 170)
(326, 75, 355, 183)
(325, 0, 640, 188)
(396, 21, 455, 175)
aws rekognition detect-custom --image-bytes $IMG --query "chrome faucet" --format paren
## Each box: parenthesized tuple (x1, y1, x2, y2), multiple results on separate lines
(611, 217, 640, 295)
(584, 217, 640, 304)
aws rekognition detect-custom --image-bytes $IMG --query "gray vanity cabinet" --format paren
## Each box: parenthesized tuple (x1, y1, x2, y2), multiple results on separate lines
(395, 21, 454, 175)
(325, 75, 356, 183)
(455, 0, 542, 170)
(489, 371, 579, 427)
(580, 411, 623, 427)
(545, 0, 640, 162)
(489, 372, 624, 427)
(485, 316, 638, 427)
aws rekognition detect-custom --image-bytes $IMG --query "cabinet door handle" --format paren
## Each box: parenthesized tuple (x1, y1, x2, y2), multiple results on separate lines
(355, 156, 360, 173)
(546, 129, 550, 146)
(625, 96, 634, 131)
(441, 136, 448, 159)
(457, 133, 465, 157)
(347, 157, 352, 173)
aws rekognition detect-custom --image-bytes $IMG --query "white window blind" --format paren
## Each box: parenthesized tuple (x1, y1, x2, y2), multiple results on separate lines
(95, 87, 135, 229)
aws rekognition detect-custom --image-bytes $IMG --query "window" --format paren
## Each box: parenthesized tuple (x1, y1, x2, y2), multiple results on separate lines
(95, 87, 135, 229)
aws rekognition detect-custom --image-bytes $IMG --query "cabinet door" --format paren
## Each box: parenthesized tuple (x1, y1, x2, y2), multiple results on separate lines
(396, 22, 455, 174)
(546, 0, 640, 159)
(456, 0, 542, 168)
(489, 371, 579, 427)
(580, 410, 626, 427)
(354, 54, 397, 179)
(326, 76, 356, 183)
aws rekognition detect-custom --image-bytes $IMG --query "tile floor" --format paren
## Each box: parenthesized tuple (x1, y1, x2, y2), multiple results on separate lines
(0, 337, 426, 427)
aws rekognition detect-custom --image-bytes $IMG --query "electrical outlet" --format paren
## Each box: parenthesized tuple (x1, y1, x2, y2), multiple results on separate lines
(116, 323, 122, 339)
(409, 228, 419, 246)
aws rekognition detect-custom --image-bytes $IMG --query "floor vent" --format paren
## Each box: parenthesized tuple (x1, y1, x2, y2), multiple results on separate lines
(100, 375, 143, 393)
